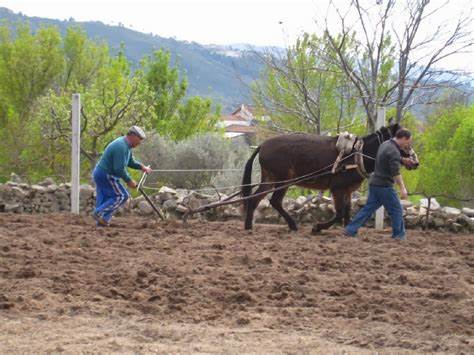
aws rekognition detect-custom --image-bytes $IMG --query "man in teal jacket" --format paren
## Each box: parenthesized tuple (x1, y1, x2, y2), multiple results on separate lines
(92, 126, 151, 226)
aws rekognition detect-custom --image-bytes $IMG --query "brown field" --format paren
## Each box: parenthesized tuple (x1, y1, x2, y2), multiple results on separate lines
(0, 213, 473, 354)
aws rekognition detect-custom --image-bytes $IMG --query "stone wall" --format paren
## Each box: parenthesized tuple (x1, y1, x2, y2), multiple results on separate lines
(1, 176, 473, 233)
(0, 178, 95, 214)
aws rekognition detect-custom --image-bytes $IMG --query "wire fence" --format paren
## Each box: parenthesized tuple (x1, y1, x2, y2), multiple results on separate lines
(2, 162, 472, 228)
(0, 173, 71, 184)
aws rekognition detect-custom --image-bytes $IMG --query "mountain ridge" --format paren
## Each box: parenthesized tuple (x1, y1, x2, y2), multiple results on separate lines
(0, 6, 268, 112)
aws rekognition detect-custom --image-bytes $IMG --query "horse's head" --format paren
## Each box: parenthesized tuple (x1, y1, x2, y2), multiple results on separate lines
(362, 119, 419, 171)
(378, 118, 402, 140)
(388, 119, 420, 170)
(400, 145, 420, 170)
(366, 121, 401, 147)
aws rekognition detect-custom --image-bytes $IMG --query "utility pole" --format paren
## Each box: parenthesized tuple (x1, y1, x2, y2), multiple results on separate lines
(375, 106, 385, 230)
(71, 94, 81, 214)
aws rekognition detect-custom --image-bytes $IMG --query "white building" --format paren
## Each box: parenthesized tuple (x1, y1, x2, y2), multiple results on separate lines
(218, 104, 257, 141)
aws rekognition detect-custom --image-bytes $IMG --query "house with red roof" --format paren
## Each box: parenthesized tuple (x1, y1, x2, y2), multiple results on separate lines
(218, 104, 258, 143)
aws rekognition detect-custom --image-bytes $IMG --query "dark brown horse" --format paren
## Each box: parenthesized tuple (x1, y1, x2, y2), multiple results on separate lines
(241, 123, 419, 233)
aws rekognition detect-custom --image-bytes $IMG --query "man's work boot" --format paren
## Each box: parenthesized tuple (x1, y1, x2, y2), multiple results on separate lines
(92, 212, 109, 227)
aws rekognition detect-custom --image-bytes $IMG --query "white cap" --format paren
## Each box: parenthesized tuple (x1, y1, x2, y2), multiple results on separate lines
(128, 125, 146, 139)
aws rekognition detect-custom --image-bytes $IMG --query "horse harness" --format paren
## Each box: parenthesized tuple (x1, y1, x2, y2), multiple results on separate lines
(333, 129, 389, 179)
(343, 139, 369, 179)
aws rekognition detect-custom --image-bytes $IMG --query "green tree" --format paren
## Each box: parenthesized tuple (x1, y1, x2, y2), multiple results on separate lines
(142, 49, 220, 140)
(61, 27, 109, 90)
(409, 104, 473, 206)
(0, 24, 221, 181)
(172, 96, 219, 140)
(39, 47, 156, 177)
(0, 24, 64, 179)
(0, 24, 64, 122)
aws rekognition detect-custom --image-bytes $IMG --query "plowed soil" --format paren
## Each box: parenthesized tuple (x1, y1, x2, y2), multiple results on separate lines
(0, 213, 473, 354)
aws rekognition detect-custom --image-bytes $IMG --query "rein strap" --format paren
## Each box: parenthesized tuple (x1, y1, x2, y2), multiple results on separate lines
(354, 139, 369, 179)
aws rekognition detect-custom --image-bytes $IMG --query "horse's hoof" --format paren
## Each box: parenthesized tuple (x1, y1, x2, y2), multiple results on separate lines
(311, 225, 322, 235)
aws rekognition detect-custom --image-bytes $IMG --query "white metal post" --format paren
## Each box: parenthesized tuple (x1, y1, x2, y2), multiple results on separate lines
(71, 94, 81, 214)
(375, 106, 385, 230)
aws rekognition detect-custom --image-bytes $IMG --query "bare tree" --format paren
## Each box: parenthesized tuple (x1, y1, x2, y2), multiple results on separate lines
(252, 35, 358, 135)
(324, 0, 472, 131)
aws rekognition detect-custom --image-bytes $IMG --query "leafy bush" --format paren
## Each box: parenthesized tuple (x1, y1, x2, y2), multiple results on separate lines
(405, 104, 473, 206)
(136, 133, 253, 191)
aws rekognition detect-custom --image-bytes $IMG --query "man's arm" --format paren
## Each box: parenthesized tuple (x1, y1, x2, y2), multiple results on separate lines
(394, 175, 408, 199)
(388, 149, 407, 199)
(127, 154, 142, 170)
(128, 154, 152, 173)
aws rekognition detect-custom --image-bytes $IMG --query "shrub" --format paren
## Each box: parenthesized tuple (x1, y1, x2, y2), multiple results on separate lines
(136, 133, 253, 191)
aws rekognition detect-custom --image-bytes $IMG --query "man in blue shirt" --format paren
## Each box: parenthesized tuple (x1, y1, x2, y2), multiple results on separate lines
(92, 126, 151, 226)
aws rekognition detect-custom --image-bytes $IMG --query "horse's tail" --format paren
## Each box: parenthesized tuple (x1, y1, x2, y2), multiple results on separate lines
(241, 146, 260, 201)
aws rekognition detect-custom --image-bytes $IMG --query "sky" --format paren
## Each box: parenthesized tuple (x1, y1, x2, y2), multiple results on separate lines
(2, 0, 320, 46)
(2, 0, 473, 71)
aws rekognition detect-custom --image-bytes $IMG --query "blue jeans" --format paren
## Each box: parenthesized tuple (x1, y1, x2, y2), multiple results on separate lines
(93, 167, 129, 223)
(345, 185, 405, 239)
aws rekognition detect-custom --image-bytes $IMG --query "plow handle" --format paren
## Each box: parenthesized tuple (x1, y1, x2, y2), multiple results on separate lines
(137, 172, 165, 221)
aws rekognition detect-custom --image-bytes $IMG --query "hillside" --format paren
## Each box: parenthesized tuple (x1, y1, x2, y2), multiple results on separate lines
(2, 7, 470, 118)
(0, 7, 264, 112)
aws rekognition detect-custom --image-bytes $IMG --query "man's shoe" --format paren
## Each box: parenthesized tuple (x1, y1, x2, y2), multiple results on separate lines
(392, 236, 406, 241)
(342, 230, 356, 238)
(92, 212, 109, 227)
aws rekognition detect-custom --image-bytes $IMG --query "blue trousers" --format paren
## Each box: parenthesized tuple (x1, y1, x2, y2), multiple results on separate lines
(345, 185, 405, 239)
(93, 167, 129, 223)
